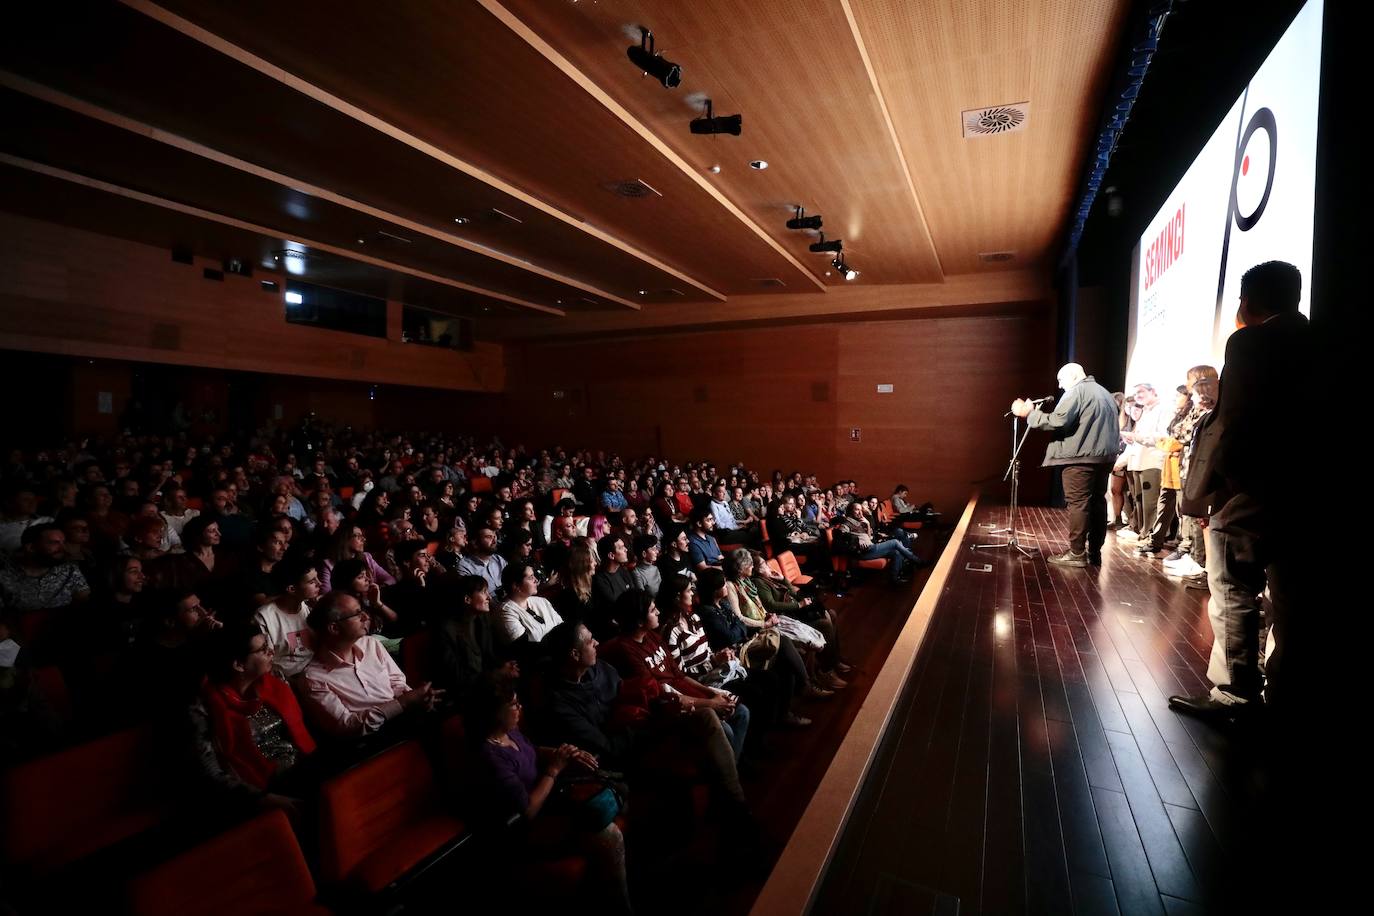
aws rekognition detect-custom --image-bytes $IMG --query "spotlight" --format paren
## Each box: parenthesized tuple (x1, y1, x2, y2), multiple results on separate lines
(832, 256, 859, 281)
(809, 233, 843, 254)
(690, 99, 742, 136)
(627, 28, 681, 89)
(786, 206, 823, 231)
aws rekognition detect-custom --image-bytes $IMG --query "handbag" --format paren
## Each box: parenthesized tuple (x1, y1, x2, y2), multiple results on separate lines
(772, 615, 825, 651)
(738, 629, 781, 670)
(557, 769, 629, 832)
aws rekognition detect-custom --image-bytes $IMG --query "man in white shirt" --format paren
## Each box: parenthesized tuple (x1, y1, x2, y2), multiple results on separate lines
(1120, 384, 1168, 545)
(296, 591, 441, 737)
(0, 485, 53, 556)
(253, 558, 321, 679)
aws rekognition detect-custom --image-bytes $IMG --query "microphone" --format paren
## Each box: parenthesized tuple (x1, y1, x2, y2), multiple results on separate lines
(1005, 395, 1055, 417)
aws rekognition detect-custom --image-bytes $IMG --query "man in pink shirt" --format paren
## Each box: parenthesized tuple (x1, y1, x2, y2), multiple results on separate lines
(297, 591, 442, 737)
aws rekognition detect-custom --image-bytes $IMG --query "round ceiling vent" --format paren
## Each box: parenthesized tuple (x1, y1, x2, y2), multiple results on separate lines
(961, 102, 1031, 138)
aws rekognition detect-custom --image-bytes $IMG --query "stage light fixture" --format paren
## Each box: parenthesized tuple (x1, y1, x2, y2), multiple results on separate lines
(690, 98, 742, 135)
(627, 28, 681, 89)
(786, 206, 823, 231)
(809, 233, 843, 254)
(832, 256, 859, 281)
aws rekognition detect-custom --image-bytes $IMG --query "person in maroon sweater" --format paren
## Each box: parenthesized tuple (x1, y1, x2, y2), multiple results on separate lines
(600, 591, 750, 762)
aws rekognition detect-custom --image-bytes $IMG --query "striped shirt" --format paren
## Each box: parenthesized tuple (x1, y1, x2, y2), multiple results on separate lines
(663, 612, 713, 677)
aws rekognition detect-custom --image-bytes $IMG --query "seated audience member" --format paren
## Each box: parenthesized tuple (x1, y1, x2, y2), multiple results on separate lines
(134, 588, 223, 714)
(599, 477, 628, 515)
(496, 561, 565, 652)
(724, 549, 832, 696)
(380, 540, 438, 636)
(84, 482, 129, 556)
(750, 550, 850, 686)
(834, 500, 920, 584)
(434, 525, 468, 573)
(542, 512, 578, 579)
(537, 621, 749, 817)
(695, 568, 811, 726)
(160, 483, 199, 547)
(552, 540, 597, 627)
(602, 591, 749, 762)
(244, 526, 290, 610)
(658, 573, 788, 735)
(207, 485, 253, 549)
(190, 622, 317, 815)
(500, 529, 546, 585)
(656, 528, 695, 583)
(456, 526, 507, 596)
(505, 498, 547, 551)
(0, 483, 54, 555)
(890, 484, 937, 524)
(652, 480, 687, 535)
(636, 505, 664, 544)
(151, 515, 222, 592)
(685, 507, 725, 572)
(329, 557, 401, 641)
(589, 534, 634, 639)
(628, 535, 661, 598)
(57, 511, 98, 581)
(253, 557, 322, 680)
(320, 524, 395, 592)
(297, 591, 442, 739)
(431, 576, 517, 701)
(0, 523, 91, 622)
(708, 483, 756, 548)
(467, 681, 629, 914)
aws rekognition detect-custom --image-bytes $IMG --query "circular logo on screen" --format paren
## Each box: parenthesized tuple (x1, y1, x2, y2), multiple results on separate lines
(1232, 107, 1277, 232)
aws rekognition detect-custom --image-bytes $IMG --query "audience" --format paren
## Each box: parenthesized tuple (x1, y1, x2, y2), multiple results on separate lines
(0, 417, 953, 913)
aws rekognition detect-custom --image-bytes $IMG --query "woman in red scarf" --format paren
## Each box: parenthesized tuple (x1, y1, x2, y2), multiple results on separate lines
(190, 622, 317, 817)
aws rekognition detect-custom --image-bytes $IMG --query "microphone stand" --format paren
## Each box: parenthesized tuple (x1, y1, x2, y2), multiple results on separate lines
(973, 410, 1040, 557)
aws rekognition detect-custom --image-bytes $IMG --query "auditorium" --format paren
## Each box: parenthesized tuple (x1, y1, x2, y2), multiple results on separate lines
(0, 2, 1349, 914)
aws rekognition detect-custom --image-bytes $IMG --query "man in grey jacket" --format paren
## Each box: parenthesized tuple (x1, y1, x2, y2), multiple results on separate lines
(1012, 363, 1121, 567)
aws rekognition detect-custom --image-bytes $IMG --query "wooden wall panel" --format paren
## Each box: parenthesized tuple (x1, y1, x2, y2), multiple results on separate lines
(0, 213, 504, 392)
(502, 310, 1053, 510)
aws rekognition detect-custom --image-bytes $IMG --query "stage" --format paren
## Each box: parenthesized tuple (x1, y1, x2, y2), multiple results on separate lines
(807, 501, 1278, 916)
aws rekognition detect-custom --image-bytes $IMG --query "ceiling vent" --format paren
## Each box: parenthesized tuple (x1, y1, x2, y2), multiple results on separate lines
(605, 178, 662, 199)
(961, 102, 1030, 138)
(979, 251, 1017, 263)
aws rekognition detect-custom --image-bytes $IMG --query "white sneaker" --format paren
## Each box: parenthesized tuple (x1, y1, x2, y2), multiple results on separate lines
(1165, 556, 1205, 578)
(1115, 529, 1140, 542)
(1161, 550, 1187, 565)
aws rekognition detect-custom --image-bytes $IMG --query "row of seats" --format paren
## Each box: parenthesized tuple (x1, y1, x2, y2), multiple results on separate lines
(3, 714, 597, 913)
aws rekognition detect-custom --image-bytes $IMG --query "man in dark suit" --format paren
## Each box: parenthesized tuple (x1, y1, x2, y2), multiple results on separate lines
(1170, 261, 1314, 721)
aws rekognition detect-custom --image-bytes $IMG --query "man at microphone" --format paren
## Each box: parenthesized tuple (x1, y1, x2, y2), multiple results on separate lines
(1010, 363, 1121, 567)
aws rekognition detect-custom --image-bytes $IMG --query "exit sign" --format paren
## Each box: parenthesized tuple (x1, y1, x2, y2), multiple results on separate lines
(849, 428, 861, 442)
(876, 383, 894, 393)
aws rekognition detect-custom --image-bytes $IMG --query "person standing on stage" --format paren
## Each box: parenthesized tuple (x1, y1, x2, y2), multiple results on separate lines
(1011, 363, 1121, 568)
(1169, 261, 1314, 721)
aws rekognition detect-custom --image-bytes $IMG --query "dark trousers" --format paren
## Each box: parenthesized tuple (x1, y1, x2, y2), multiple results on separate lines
(1061, 463, 1111, 556)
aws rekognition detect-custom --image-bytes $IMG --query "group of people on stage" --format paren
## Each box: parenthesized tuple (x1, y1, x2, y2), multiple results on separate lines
(1013, 260, 1314, 724)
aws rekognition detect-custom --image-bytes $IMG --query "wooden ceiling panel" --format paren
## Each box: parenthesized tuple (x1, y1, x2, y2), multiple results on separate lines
(847, 0, 1132, 274)
(0, 89, 626, 313)
(495, 0, 945, 285)
(0, 164, 533, 323)
(0, 1, 725, 303)
(142, 0, 825, 293)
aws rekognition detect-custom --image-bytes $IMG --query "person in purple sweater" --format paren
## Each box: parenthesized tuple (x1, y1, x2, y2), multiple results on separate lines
(470, 680, 630, 914)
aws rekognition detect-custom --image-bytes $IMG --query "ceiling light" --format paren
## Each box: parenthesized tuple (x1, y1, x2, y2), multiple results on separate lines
(749, 160, 768, 170)
(285, 290, 304, 305)
(627, 28, 681, 89)
(453, 217, 470, 225)
(690, 98, 742, 136)
(638, 289, 647, 295)
(832, 256, 859, 281)
(708, 164, 721, 174)
(786, 206, 822, 231)
(809, 233, 842, 254)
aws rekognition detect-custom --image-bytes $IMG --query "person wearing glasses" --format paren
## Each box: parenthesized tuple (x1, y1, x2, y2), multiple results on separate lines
(190, 621, 317, 821)
(297, 591, 442, 738)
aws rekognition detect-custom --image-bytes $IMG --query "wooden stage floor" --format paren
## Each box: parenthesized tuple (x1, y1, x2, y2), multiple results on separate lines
(808, 502, 1283, 916)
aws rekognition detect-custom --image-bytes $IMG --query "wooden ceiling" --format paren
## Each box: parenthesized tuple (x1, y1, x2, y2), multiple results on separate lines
(0, 0, 1129, 338)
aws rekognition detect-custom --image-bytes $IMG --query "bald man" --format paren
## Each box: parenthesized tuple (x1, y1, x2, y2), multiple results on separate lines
(1012, 363, 1121, 567)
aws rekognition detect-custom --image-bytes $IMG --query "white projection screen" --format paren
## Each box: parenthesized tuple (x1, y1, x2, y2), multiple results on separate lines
(1125, 0, 1322, 390)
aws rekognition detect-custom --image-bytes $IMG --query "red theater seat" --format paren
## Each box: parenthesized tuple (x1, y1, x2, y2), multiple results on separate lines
(318, 741, 467, 894)
(2, 725, 169, 875)
(775, 550, 813, 586)
(469, 476, 492, 494)
(125, 810, 329, 916)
